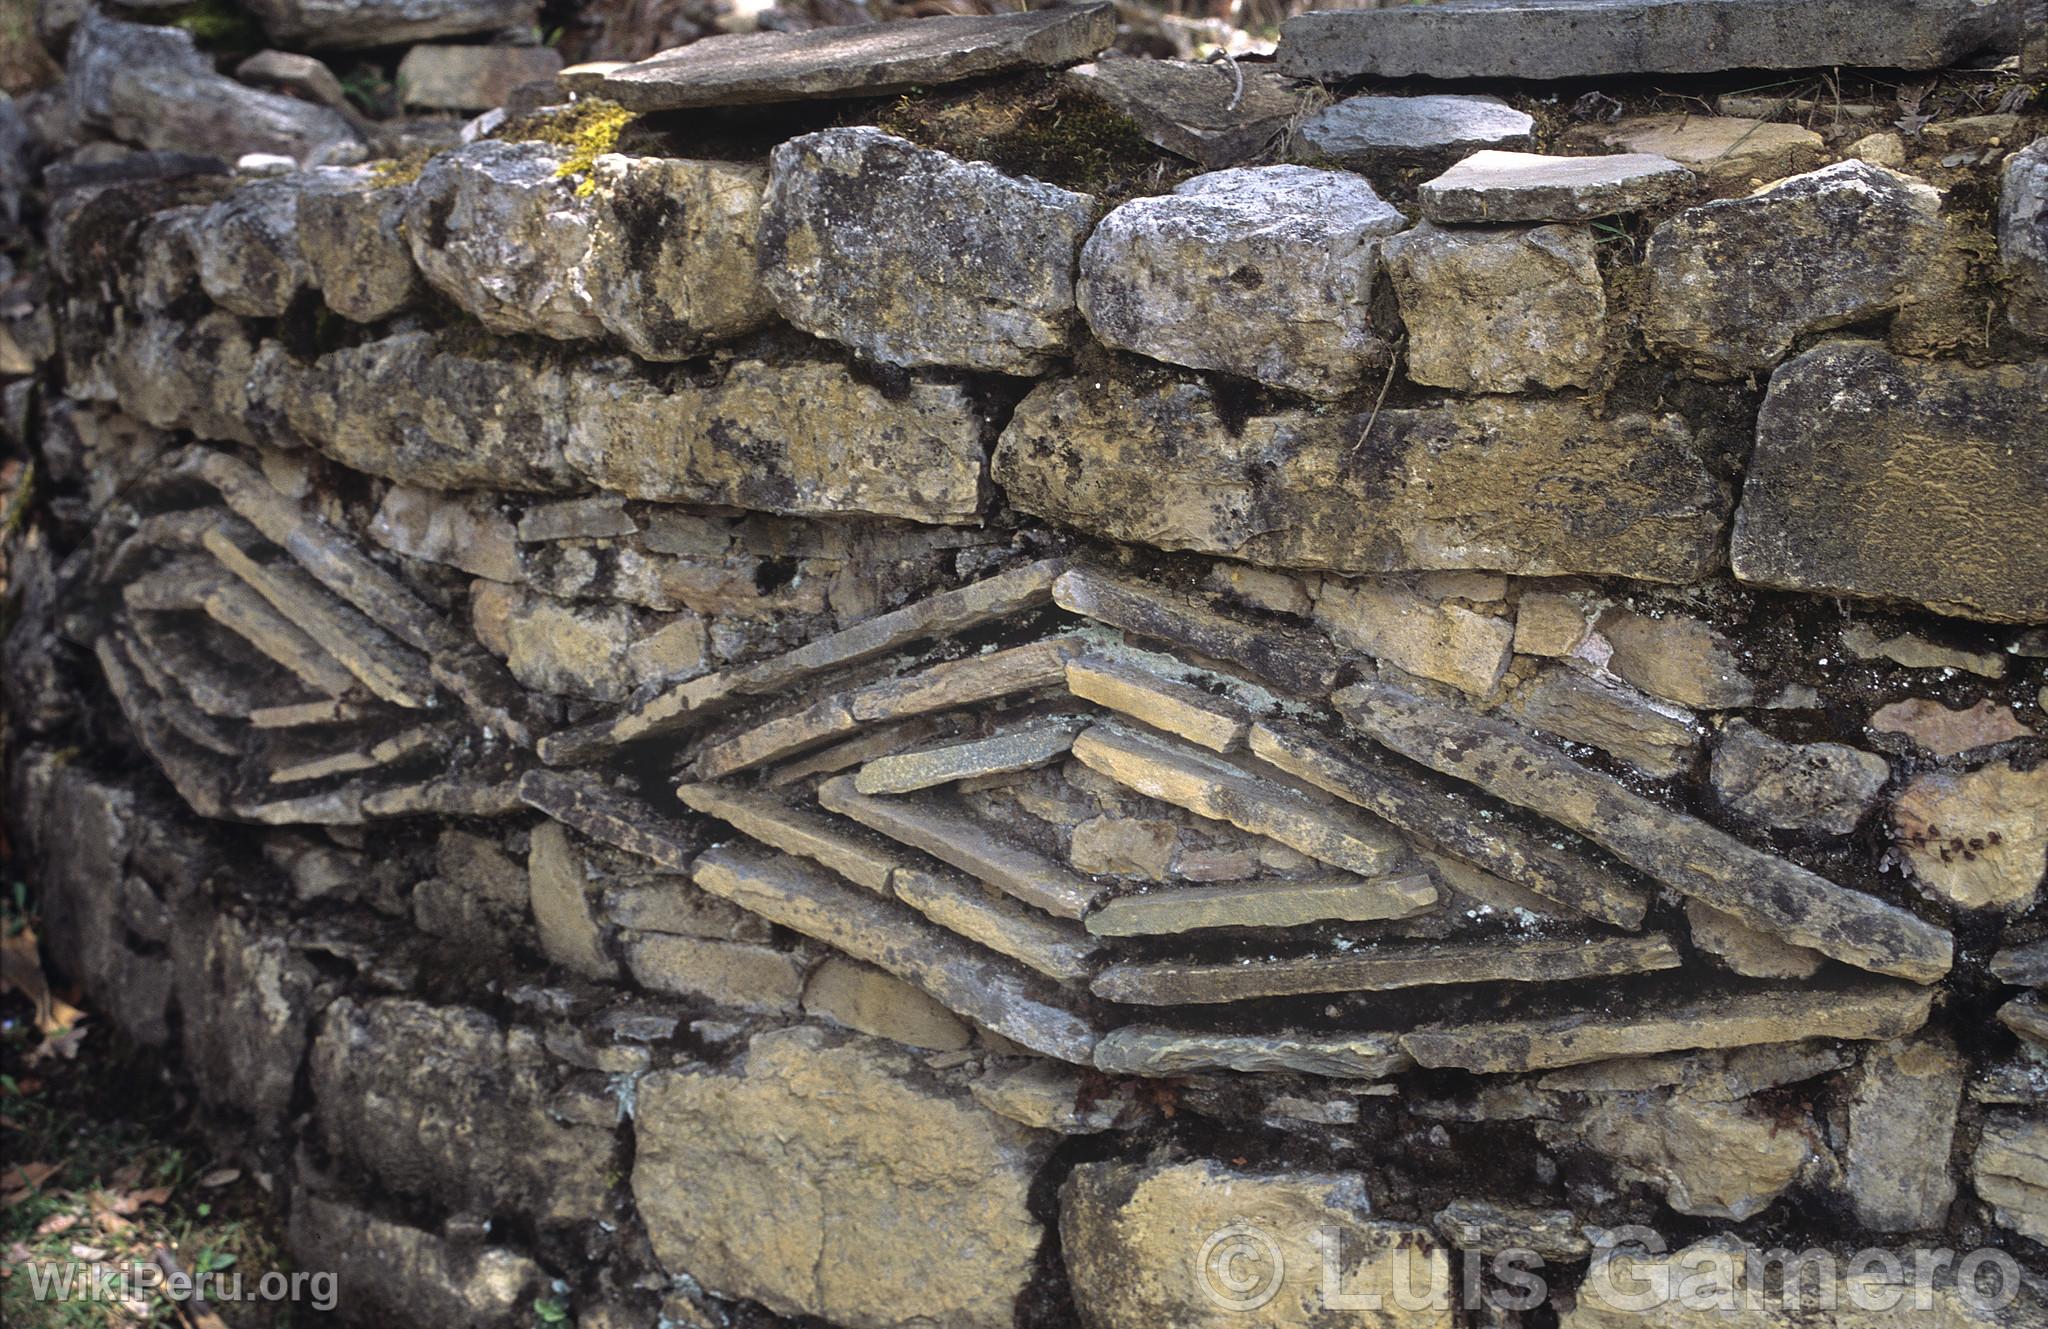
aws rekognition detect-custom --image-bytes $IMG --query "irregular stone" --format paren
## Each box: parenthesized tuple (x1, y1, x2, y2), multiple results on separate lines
(1403, 982, 1934, 1073)
(1314, 577, 1515, 695)
(192, 175, 317, 317)
(599, 5, 1115, 110)
(1728, 341, 2048, 622)
(288, 1192, 544, 1329)
(1596, 606, 1755, 709)
(368, 484, 521, 582)
(245, 0, 539, 50)
(1205, 565, 1315, 618)
(170, 908, 332, 1123)
(200, 579, 359, 697)
(1869, 698, 2036, 756)
(309, 997, 615, 1223)
(1842, 1033, 1965, 1232)
(1685, 899, 1824, 980)
(1559, 1088, 1813, 1220)
(526, 821, 618, 980)
(635, 1025, 1054, 1329)
(603, 876, 771, 941)
(1086, 871, 1436, 938)
(472, 580, 699, 701)
(973, 1060, 1137, 1133)
(1053, 568, 1344, 696)
(2002, 136, 2048, 336)
(1078, 165, 1405, 398)
(1434, 1201, 1587, 1260)
(235, 49, 353, 112)
(1276, 0, 2007, 81)
(1892, 759, 2048, 912)
(1339, 680, 1953, 982)
(889, 865, 1101, 984)
(396, 43, 563, 110)
(2001, 994, 2048, 1047)
(1539, 1040, 1853, 1099)
(1507, 667, 1700, 779)
(1069, 815, 1179, 879)
(758, 127, 1097, 374)
(1066, 654, 1252, 753)
(295, 171, 423, 322)
(1093, 933, 1680, 1005)
(581, 154, 773, 360)
(404, 140, 601, 339)
(1710, 718, 1889, 835)
(1992, 939, 2048, 987)
(1061, 1160, 1450, 1327)
(855, 716, 1085, 794)
(1064, 59, 1307, 168)
(678, 782, 900, 893)
(997, 382, 1729, 584)
(1974, 1113, 2048, 1245)
(1566, 113, 1828, 193)
(1503, 589, 1592, 655)
(1418, 150, 1691, 224)
(802, 957, 971, 1051)
(1296, 94, 1533, 169)
(1073, 722, 1408, 879)
(1643, 162, 1946, 377)
(623, 933, 806, 1012)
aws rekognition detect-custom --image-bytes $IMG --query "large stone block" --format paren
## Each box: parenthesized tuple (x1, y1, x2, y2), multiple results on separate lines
(191, 175, 318, 318)
(633, 1025, 1053, 1329)
(758, 127, 1097, 374)
(287, 1192, 545, 1329)
(1382, 221, 1606, 393)
(2002, 136, 2048, 337)
(296, 172, 422, 323)
(995, 376, 1728, 582)
(1078, 165, 1406, 398)
(1730, 341, 2048, 622)
(171, 908, 333, 1124)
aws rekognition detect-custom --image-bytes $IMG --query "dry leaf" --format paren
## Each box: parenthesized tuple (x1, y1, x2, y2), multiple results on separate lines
(34, 1212, 78, 1237)
(0, 929, 84, 1036)
(69, 1243, 109, 1261)
(196, 1167, 240, 1189)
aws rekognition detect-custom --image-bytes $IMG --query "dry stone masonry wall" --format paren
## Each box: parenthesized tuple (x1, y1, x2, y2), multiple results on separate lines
(4, 2, 2048, 1327)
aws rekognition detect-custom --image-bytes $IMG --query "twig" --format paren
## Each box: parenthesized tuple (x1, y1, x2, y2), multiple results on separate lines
(1205, 50, 1245, 113)
(1350, 338, 1405, 460)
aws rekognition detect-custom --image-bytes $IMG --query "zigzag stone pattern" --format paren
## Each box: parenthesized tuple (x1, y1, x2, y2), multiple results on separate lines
(4, 5, 2047, 1328)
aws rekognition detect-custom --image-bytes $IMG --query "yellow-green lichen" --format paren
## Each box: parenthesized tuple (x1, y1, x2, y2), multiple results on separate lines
(495, 98, 638, 196)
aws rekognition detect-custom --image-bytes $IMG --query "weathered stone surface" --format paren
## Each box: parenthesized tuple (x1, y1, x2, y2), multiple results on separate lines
(1296, 94, 1533, 169)
(1539, 1040, 1853, 1099)
(599, 5, 1115, 110)
(1054, 569, 1344, 696)
(890, 865, 1102, 983)
(1315, 576, 1514, 695)
(1685, 899, 1823, 980)
(1975, 1112, 2048, 1245)
(2003, 137, 2048, 337)
(405, 140, 601, 339)
(288, 1192, 544, 1329)
(802, 957, 971, 1051)
(581, 154, 773, 360)
(624, 933, 806, 1012)
(1067, 654, 1252, 753)
(1842, 1033, 1965, 1232)
(1276, 0, 2007, 81)
(170, 909, 331, 1122)
(1892, 759, 2048, 912)
(1079, 166, 1404, 398)
(1506, 667, 1699, 779)
(997, 381, 1729, 583)
(635, 1025, 1054, 1329)
(296, 172, 420, 322)
(1435, 1200, 1587, 1260)
(1557, 1087, 1814, 1220)
(856, 716, 1084, 794)
(1567, 113, 1828, 193)
(1064, 59, 1307, 168)
(1070, 815, 1179, 879)
(236, 49, 352, 112)
(1417, 150, 1691, 223)
(679, 782, 900, 893)
(1085, 871, 1437, 938)
(472, 580, 699, 701)
(973, 1060, 1136, 1133)
(1381, 221, 1607, 393)
(1732, 343, 2048, 623)
(759, 127, 1097, 373)
(309, 997, 614, 1223)
(1339, 680, 1952, 982)
(369, 484, 521, 582)
(1869, 698, 2036, 757)
(1094, 933, 1680, 1005)
(396, 43, 563, 110)
(1710, 718, 1889, 835)
(245, 0, 539, 50)
(1406, 982, 1934, 1073)
(192, 175, 318, 317)
(1842, 624, 2007, 679)
(2002, 994, 2048, 1047)
(1062, 1160, 1450, 1328)
(1644, 163, 1946, 377)
(1992, 938, 2048, 986)
(1596, 607, 1755, 709)
(526, 821, 618, 979)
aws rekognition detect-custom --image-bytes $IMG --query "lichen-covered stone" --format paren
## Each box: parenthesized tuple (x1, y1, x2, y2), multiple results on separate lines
(1417, 150, 1691, 223)
(634, 1025, 1053, 1329)
(1710, 718, 1889, 835)
(471, 579, 704, 701)
(2002, 135, 2048, 337)
(1294, 94, 1533, 169)
(404, 140, 602, 340)
(581, 154, 774, 360)
(1065, 58, 1307, 168)
(1079, 165, 1403, 398)
(1382, 221, 1606, 392)
(1892, 759, 2048, 912)
(296, 172, 421, 323)
(996, 377, 1728, 582)
(1730, 341, 2048, 623)
(1841, 1033, 1965, 1232)
(1644, 161, 1947, 377)
(190, 175, 320, 317)
(758, 127, 1097, 373)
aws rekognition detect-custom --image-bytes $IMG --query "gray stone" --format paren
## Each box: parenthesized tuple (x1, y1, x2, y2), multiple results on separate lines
(1596, 607, 1755, 709)
(1092, 1026, 1413, 1079)
(171, 908, 332, 1124)
(1417, 150, 1692, 223)
(1710, 718, 1889, 835)
(1084, 871, 1438, 938)
(288, 1192, 544, 1329)
(1063, 59, 1308, 168)
(598, 5, 1115, 111)
(1973, 1113, 2048, 1245)
(1079, 165, 1404, 399)
(397, 44, 564, 110)
(1053, 568, 1344, 696)
(581, 154, 774, 360)
(296, 171, 422, 322)
(1992, 939, 2048, 986)
(1643, 161, 1947, 377)
(996, 381, 1729, 583)
(1295, 94, 1533, 169)
(1842, 1033, 1965, 1232)
(679, 782, 903, 893)
(855, 716, 1084, 794)
(1730, 341, 2048, 623)
(1276, 0, 2009, 82)
(1381, 221, 1606, 393)
(404, 140, 602, 340)
(1434, 1201, 1588, 1260)
(1505, 667, 1699, 779)
(191, 175, 320, 317)
(889, 865, 1102, 984)
(367, 484, 521, 582)
(244, 0, 539, 50)
(2001, 136, 2048, 337)
(758, 127, 1097, 374)
(235, 50, 353, 113)
(634, 1025, 1055, 1329)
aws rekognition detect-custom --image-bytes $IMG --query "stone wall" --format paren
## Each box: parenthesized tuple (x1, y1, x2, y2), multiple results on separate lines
(4, 4, 2047, 1328)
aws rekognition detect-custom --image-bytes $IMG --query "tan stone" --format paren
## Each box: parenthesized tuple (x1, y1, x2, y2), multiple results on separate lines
(890, 865, 1102, 984)
(1975, 1113, 2048, 1245)
(1686, 900, 1823, 980)
(1068, 814, 1180, 879)
(1566, 113, 1828, 192)
(1092, 1026, 1412, 1079)
(1892, 760, 2048, 911)
(1597, 607, 1755, 709)
(1513, 590, 1593, 657)
(1556, 1089, 1814, 1220)
(1868, 698, 2035, 757)
(1203, 564, 1313, 617)
(854, 716, 1084, 794)
(1382, 221, 1606, 393)
(1053, 568, 1344, 696)
(802, 957, 971, 1051)
(623, 934, 806, 1013)
(1315, 577, 1513, 696)
(368, 483, 521, 583)
(526, 821, 616, 980)
(1085, 871, 1438, 938)
(1842, 623, 2008, 679)
(1507, 667, 1700, 779)
(1065, 654, 1252, 753)
(972, 1060, 1138, 1133)
(678, 782, 901, 893)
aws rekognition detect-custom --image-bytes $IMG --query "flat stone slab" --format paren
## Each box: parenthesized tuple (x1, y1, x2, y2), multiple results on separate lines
(1083, 871, 1439, 938)
(1419, 150, 1693, 223)
(1063, 59, 1308, 168)
(854, 715, 1085, 795)
(599, 5, 1116, 111)
(677, 782, 903, 892)
(1065, 654, 1253, 754)
(1295, 94, 1533, 168)
(1053, 568, 1344, 696)
(890, 865, 1102, 984)
(1276, 0, 2009, 82)
(1092, 1025, 1413, 1079)
(1092, 933, 1680, 1005)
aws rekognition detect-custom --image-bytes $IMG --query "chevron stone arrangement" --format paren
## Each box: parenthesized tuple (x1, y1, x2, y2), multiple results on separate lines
(3, 0, 2048, 1326)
